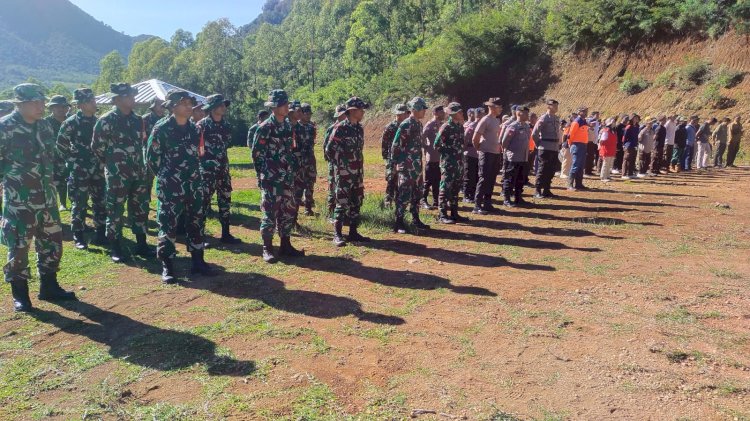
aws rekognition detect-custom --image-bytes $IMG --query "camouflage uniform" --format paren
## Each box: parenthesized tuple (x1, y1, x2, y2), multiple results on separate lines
(147, 115, 204, 260)
(196, 114, 233, 225)
(322, 104, 346, 218)
(91, 85, 150, 246)
(326, 117, 365, 225)
(44, 95, 71, 208)
(57, 102, 106, 236)
(142, 104, 165, 198)
(251, 109, 297, 239)
(292, 115, 317, 213)
(434, 112, 465, 217)
(381, 104, 408, 205)
(392, 116, 424, 219)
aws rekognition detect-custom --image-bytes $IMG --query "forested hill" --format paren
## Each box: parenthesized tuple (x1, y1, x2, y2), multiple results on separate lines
(0, 0, 141, 87)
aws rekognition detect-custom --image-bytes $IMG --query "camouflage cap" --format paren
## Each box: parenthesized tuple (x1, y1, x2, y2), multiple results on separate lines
(345, 97, 369, 111)
(73, 88, 95, 104)
(148, 97, 164, 109)
(0, 100, 14, 113)
(446, 102, 462, 114)
(407, 96, 428, 111)
(46, 95, 70, 108)
(391, 103, 408, 115)
(334, 104, 347, 118)
(257, 109, 270, 119)
(288, 100, 302, 111)
(265, 89, 289, 108)
(300, 103, 312, 113)
(110, 82, 138, 98)
(164, 89, 197, 108)
(202, 94, 231, 112)
(12, 83, 46, 103)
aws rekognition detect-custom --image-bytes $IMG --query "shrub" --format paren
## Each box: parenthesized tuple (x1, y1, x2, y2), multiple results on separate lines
(712, 65, 744, 88)
(619, 71, 650, 95)
(675, 57, 711, 85)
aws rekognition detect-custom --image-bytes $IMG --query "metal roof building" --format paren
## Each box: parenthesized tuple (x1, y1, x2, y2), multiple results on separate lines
(95, 79, 207, 105)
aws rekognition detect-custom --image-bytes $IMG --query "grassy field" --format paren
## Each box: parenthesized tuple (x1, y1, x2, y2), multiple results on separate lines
(0, 145, 749, 420)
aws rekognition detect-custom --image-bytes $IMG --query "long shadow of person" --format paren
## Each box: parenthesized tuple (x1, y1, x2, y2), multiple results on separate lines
(288, 255, 498, 296)
(425, 227, 604, 252)
(181, 272, 405, 326)
(30, 300, 255, 376)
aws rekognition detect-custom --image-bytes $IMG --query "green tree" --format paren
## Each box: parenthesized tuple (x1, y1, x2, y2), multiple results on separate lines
(92, 51, 126, 94)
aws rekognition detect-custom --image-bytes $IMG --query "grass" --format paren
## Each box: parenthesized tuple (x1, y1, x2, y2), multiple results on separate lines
(656, 306, 696, 324)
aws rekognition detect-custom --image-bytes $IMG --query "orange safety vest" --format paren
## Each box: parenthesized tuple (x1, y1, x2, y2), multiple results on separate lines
(568, 118, 589, 144)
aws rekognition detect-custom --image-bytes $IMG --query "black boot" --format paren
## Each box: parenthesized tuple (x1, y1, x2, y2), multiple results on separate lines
(190, 250, 215, 276)
(92, 226, 108, 246)
(394, 217, 407, 234)
(73, 230, 87, 250)
(38, 273, 77, 301)
(503, 196, 515, 207)
(262, 235, 277, 263)
(438, 210, 455, 224)
(134, 233, 155, 258)
(412, 211, 430, 230)
(161, 257, 177, 284)
(347, 223, 371, 242)
(451, 205, 469, 222)
(110, 240, 125, 263)
(220, 221, 241, 244)
(10, 279, 33, 312)
(333, 221, 347, 247)
(279, 236, 305, 257)
(533, 189, 545, 199)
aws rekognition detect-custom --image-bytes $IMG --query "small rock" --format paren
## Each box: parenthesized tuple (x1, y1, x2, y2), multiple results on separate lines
(78, 286, 87, 291)
(714, 202, 731, 209)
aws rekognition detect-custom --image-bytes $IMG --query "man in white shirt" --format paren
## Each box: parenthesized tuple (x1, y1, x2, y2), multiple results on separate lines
(663, 114, 677, 173)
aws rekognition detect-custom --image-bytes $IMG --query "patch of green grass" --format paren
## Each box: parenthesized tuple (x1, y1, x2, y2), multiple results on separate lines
(584, 263, 617, 276)
(343, 324, 397, 345)
(667, 238, 696, 256)
(709, 267, 742, 279)
(611, 323, 636, 334)
(619, 71, 650, 95)
(309, 335, 331, 355)
(291, 382, 339, 420)
(490, 409, 524, 421)
(697, 310, 724, 320)
(656, 306, 696, 324)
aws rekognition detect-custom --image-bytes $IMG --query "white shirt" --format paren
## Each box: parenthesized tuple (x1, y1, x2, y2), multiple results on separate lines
(664, 119, 677, 146)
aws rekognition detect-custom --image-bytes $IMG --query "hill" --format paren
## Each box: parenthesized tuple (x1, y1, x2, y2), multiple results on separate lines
(0, 0, 143, 88)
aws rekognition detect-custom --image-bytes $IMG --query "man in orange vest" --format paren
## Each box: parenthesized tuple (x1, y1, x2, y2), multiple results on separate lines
(567, 107, 589, 191)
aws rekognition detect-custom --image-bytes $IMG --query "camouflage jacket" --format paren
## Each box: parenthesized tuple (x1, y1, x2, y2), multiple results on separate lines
(142, 111, 165, 143)
(146, 116, 202, 184)
(251, 115, 297, 188)
(44, 115, 65, 139)
(322, 123, 336, 162)
(57, 111, 99, 171)
(391, 116, 423, 175)
(325, 119, 364, 178)
(92, 108, 146, 179)
(296, 121, 317, 157)
(196, 116, 232, 170)
(247, 122, 261, 148)
(381, 120, 399, 160)
(0, 111, 58, 211)
(434, 120, 465, 168)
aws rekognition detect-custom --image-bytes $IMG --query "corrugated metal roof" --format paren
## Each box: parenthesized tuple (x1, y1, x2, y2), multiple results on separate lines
(95, 79, 207, 105)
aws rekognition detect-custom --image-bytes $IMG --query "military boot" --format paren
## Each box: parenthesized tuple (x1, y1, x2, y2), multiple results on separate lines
(110, 240, 125, 263)
(38, 273, 77, 301)
(190, 250, 215, 276)
(10, 279, 32, 312)
(220, 221, 241, 244)
(394, 217, 407, 234)
(279, 236, 305, 257)
(134, 233, 155, 258)
(92, 226, 107, 246)
(451, 204, 469, 222)
(438, 210, 455, 224)
(333, 221, 346, 247)
(73, 231, 88, 250)
(161, 257, 177, 284)
(262, 235, 277, 264)
(411, 211, 430, 230)
(347, 223, 371, 242)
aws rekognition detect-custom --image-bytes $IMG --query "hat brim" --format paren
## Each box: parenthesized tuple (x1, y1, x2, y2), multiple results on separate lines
(46, 102, 69, 108)
(12, 96, 46, 103)
(346, 104, 370, 111)
(202, 99, 231, 112)
(484, 102, 502, 107)
(265, 100, 289, 108)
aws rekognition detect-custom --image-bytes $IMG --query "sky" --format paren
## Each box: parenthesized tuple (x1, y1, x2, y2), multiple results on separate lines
(69, 0, 266, 39)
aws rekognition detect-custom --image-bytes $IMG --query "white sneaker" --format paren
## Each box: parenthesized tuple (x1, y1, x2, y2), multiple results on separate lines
(621, 175, 631, 180)
(637, 173, 646, 178)
(611, 169, 621, 174)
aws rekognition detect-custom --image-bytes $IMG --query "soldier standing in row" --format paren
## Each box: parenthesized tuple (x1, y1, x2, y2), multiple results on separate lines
(434, 102, 468, 224)
(247, 110, 270, 151)
(142, 98, 166, 201)
(391, 97, 431, 234)
(92, 83, 154, 263)
(147, 90, 214, 284)
(191, 103, 206, 123)
(251, 90, 304, 263)
(57, 88, 106, 250)
(44, 95, 71, 211)
(197, 94, 240, 244)
(1, 84, 76, 312)
(323, 104, 347, 220)
(0, 101, 15, 214)
(501, 105, 532, 207)
(326, 97, 370, 247)
(531, 99, 560, 198)
(421, 105, 445, 210)
(381, 104, 409, 207)
(297, 103, 318, 216)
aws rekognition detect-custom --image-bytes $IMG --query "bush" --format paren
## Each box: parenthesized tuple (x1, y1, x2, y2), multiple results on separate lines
(712, 65, 744, 88)
(619, 71, 650, 95)
(675, 57, 711, 85)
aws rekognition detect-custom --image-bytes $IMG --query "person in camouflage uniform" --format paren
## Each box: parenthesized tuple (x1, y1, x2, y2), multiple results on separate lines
(44, 95, 71, 211)
(1, 84, 76, 312)
(325, 97, 370, 247)
(247, 110, 270, 153)
(381, 103, 409, 207)
(322, 104, 347, 221)
(391, 97, 431, 234)
(92, 83, 154, 263)
(196, 94, 240, 244)
(0, 101, 15, 215)
(147, 90, 214, 284)
(434, 102, 468, 224)
(191, 103, 206, 124)
(296, 103, 317, 216)
(251, 89, 304, 263)
(56, 88, 106, 250)
(142, 98, 166, 202)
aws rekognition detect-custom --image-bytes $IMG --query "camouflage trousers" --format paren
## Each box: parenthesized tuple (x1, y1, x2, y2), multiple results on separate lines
(105, 173, 149, 242)
(395, 169, 422, 219)
(294, 154, 317, 211)
(156, 178, 204, 260)
(68, 164, 106, 232)
(53, 157, 69, 202)
(260, 182, 295, 239)
(1, 206, 63, 282)
(334, 172, 364, 225)
(201, 166, 232, 224)
(326, 161, 335, 216)
(384, 159, 397, 203)
(439, 161, 463, 214)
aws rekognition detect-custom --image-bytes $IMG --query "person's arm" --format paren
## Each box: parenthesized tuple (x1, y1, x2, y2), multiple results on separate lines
(381, 125, 393, 160)
(501, 124, 515, 150)
(56, 120, 73, 164)
(472, 118, 484, 150)
(251, 125, 268, 176)
(568, 120, 580, 145)
(324, 125, 340, 166)
(146, 123, 162, 176)
(91, 118, 106, 163)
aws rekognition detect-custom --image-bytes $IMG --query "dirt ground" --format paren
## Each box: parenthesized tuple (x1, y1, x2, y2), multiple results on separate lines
(1, 157, 749, 420)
